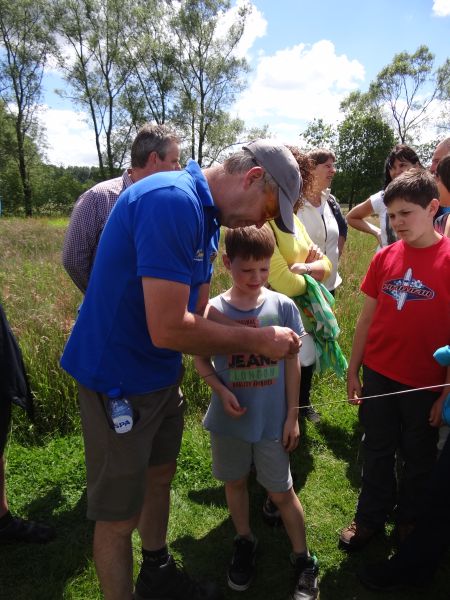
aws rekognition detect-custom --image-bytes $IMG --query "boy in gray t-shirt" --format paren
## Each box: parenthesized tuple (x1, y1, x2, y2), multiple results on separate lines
(195, 226, 319, 600)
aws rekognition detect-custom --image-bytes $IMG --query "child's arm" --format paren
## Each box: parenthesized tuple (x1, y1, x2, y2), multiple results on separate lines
(347, 295, 377, 404)
(194, 355, 246, 419)
(429, 366, 450, 427)
(282, 355, 301, 452)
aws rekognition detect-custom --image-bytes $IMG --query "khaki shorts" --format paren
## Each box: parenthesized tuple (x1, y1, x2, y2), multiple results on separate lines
(210, 432, 292, 493)
(79, 382, 185, 521)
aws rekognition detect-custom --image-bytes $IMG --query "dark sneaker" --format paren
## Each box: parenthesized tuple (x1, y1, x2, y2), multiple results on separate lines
(290, 554, 319, 600)
(0, 513, 55, 544)
(303, 406, 321, 423)
(357, 558, 431, 592)
(135, 554, 222, 600)
(262, 496, 282, 527)
(227, 535, 257, 591)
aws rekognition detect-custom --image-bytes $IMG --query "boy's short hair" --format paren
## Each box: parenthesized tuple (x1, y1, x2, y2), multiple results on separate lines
(436, 154, 450, 192)
(383, 168, 438, 208)
(224, 226, 275, 262)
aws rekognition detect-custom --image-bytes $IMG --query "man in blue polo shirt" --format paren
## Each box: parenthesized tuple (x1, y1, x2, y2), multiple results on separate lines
(61, 140, 302, 600)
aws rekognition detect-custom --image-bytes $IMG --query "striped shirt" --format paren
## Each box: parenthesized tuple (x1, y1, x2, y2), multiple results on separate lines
(62, 170, 134, 293)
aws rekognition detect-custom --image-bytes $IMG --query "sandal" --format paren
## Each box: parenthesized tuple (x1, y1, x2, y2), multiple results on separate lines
(0, 512, 56, 543)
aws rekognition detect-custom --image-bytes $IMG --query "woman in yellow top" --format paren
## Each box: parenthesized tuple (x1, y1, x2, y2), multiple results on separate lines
(266, 147, 332, 424)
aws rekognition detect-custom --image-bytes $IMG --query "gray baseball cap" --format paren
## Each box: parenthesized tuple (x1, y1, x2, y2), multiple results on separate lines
(242, 139, 302, 234)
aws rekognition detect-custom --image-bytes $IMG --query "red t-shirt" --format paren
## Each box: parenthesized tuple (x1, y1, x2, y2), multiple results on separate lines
(361, 236, 450, 388)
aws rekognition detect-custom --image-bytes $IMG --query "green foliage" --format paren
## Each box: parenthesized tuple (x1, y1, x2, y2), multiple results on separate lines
(301, 118, 338, 151)
(334, 112, 396, 208)
(170, 0, 251, 166)
(52, 0, 135, 178)
(341, 45, 450, 145)
(0, 0, 56, 215)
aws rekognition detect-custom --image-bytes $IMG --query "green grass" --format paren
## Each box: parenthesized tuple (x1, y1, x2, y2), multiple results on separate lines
(0, 217, 449, 599)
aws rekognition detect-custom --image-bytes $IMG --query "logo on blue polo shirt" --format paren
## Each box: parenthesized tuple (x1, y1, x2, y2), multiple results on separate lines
(194, 249, 204, 262)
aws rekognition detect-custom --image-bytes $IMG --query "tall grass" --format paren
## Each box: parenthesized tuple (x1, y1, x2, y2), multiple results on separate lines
(0, 218, 82, 440)
(1, 217, 449, 600)
(0, 216, 377, 439)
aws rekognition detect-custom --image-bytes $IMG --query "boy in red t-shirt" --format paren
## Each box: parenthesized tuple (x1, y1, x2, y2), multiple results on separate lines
(339, 168, 450, 551)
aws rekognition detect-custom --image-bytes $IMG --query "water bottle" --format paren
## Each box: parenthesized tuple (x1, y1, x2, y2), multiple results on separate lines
(107, 388, 133, 434)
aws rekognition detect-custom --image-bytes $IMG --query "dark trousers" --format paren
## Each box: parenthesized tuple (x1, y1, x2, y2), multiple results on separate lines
(393, 433, 450, 577)
(355, 366, 438, 529)
(299, 364, 314, 408)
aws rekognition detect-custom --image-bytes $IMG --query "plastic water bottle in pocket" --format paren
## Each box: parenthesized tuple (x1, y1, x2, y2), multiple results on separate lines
(107, 388, 133, 434)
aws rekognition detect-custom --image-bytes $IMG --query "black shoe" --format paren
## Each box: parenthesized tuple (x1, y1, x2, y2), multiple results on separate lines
(135, 554, 222, 600)
(290, 555, 319, 600)
(262, 496, 282, 527)
(357, 557, 431, 592)
(0, 512, 55, 544)
(227, 535, 257, 591)
(302, 406, 321, 423)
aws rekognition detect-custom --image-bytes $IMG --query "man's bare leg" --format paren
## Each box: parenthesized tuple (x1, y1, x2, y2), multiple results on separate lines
(138, 462, 176, 550)
(93, 515, 139, 600)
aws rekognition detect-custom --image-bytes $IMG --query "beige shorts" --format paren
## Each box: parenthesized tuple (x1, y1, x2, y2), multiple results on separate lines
(78, 382, 185, 521)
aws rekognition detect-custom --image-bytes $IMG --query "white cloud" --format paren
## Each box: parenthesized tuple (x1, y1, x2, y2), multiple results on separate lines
(38, 106, 98, 166)
(216, 0, 267, 58)
(233, 40, 365, 141)
(432, 0, 450, 17)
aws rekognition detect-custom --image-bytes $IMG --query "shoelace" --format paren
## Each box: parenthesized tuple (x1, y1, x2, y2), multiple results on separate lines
(297, 566, 318, 590)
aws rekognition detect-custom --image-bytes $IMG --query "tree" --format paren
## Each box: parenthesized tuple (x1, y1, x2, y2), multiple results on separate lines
(342, 46, 450, 145)
(300, 118, 337, 151)
(334, 112, 396, 209)
(0, 0, 54, 215)
(120, 0, 177, 127)
(53, 0, 134, 178)
(436, 58, 450, 133)
(169, 0, 251, 166)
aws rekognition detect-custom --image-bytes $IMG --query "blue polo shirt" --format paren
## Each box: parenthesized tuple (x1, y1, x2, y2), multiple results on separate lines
(61, 161, 220, 394)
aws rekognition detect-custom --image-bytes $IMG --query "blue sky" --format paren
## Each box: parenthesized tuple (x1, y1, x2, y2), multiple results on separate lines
(40, 0, 450, 165)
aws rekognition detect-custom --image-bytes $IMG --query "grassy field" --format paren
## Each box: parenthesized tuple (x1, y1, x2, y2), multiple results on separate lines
(0, 217, 448, 600)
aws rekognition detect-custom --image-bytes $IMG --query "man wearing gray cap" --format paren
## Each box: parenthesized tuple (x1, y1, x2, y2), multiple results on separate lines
(61, 140, 302, 600)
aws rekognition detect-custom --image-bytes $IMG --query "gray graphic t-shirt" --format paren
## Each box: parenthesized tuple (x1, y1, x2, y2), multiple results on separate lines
(203, 289, 303, 442)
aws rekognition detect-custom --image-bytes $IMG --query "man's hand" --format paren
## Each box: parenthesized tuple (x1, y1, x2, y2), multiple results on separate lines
(260, 326, 301, 360)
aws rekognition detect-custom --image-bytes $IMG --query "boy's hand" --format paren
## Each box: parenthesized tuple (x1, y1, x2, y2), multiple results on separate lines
(347, 372, 362, 405)
(282, 416, 300, 452)
(219, 389, 247, 419)
(429, 393, 447, 428)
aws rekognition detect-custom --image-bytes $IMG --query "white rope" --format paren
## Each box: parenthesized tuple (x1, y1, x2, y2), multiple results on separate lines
(199, 361, 449, 409)
(295, 382, 450, 410)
